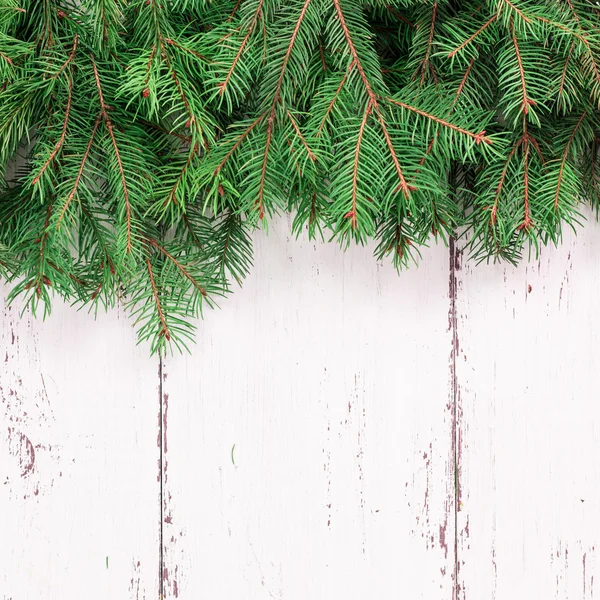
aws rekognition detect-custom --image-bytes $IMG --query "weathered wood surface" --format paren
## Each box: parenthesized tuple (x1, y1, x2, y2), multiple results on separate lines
(1, 299, 160, 600)
(161, 215, 454, 598)
(2, 214, 600, 599)
(455, 220, 600, 600)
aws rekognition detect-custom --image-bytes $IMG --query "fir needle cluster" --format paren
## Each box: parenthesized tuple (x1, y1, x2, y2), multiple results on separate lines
(1, 0, 599, 353)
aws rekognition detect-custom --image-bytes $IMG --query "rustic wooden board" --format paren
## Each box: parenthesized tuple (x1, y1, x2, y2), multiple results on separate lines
(455, 218, 600, 599)
(0, 296, 160, 600)
(160, 215, 455, 599)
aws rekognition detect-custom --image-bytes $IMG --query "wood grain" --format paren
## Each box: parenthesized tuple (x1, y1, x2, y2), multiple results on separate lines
(455, 216, 600, 599)
(0, 296, 160, 600)
(160, 215, 455, 599)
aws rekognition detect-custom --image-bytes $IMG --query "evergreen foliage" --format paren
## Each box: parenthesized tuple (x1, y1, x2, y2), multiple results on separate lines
(1, 0, 599, 352)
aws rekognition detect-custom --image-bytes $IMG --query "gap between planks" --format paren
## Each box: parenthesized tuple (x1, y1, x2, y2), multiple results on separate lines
(449, 236, 462, 599)
(159, 356, 165, 600)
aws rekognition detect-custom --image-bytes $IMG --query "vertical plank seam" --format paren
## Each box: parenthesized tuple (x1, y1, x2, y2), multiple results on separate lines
(449, 236, 460, 600)
(159, 355, 164, 600)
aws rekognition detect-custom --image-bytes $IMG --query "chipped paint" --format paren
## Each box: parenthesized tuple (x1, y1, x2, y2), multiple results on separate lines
(7, 428, 35, 477)
(1, 293, 160, 597)
(160, 361, 185, 599)
(128, 560, 143, 600)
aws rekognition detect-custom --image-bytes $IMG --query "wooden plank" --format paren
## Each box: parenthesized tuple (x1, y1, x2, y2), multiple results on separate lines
(0, 293, 160, 599)
(160, 215, 455, 598)
(455, 218, 600, 599)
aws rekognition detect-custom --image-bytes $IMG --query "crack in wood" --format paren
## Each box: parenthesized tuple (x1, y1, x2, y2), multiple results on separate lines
(159, 356, 165, 600)
(449, 236, 462, 600)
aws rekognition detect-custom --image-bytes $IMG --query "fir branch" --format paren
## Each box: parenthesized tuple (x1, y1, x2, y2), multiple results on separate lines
(50, 35, 79, 79)
(287, 111, 316, 161)
(165, 143, 199, 207)
(558, 43, 575, 104)
(553, 110, 587, 211)
(528, 134, 546, 166)
(385, 5, 415, 29)
(213, 115, 264, 175)
(518, 136, 532, 230)
(317, 61, 354, 134)
(502, 0, 531, 24)
(257, 115, 273, 220)
(250, 0, 315, 218)
(165, 38, 208, 62)
(228, 0, 243, 22)
(332, 0, 377, 104)
(511, 22, 535, 115)
(146, 237, 208, 296)
(32, 78, 73, 186)
(145, 256, 171, 341)
(57, 114, 102, 229)
(563, 1, 600, 92)
(385, 97, 492, 144)
(218, 0, 265, 97)
(347, 100, 372, 230)
(453, 56, 477, 105)
(91, 54, 133, 253)
(319, 39, 327, 70)
(142, 44, 157, 91)
(376, 111, 415, 198)
(491, 142, 521, 225)
(272, 0, 313, 109)
(418, 1, 437, 85)
(448, 16, 495, 58)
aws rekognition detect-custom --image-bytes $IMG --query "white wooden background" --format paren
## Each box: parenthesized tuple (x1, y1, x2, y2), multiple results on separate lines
(1, 214, 599, 599)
